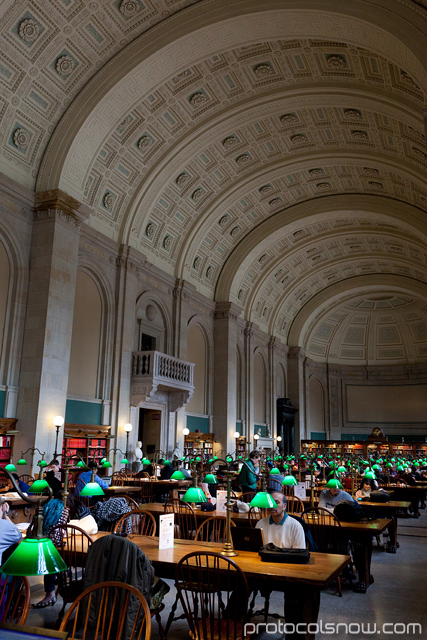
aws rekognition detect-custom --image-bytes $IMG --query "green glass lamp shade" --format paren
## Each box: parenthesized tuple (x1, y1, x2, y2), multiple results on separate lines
(180, 456, 186, 461)
(102, 460, 112, 468)
(17, 458, 27, 465)
(386, 462, 393, 468)
(28, 479, 50, 493)
(325, 478, 343, 489)
(5, 462, 17, 472)
(1, 538, 67, 576)
(238, 455, 242, 459)
(100, 457, 107, 464)
(391, 458, 396, 463)
(226, 456, 233, 462)
(170, 470, 186, 480)
(213, 456, 218, 460)
(396, 464, 404, 472)
(372, 464, 381, 470)
(270, 467, 281, 475)
(203, 473, 218, 485)
(76, 461, 85, 468)
(364, 470, 376, 479)
(300, 455, 306, 460)
(38, 460, 48, 468)
(181, 486, 207, 503)
(282, 475, 298, 487)
(337, 466, 347, 473)
(121, 458, 129, 464)
(317, 455, 323, 459)
(250, 492, 277, 508)
(142, 458, 151, 465)
(80, 482, 105, 497)
(414, 461, 420, 467)
(164, 460, 172, 466)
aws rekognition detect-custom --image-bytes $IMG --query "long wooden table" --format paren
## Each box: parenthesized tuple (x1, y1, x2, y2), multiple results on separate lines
(303, 497, 410, 553)
(384, 485, 426, 517)
(140, 503, 391, 593)
(87, 532, 349, 640)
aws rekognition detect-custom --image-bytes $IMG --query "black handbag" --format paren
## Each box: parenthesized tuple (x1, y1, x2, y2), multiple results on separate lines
(369, 489, 390, 503)
(259, 542, 310, 564)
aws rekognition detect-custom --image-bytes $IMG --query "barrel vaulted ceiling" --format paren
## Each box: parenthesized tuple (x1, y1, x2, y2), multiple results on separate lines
(2, 0, 427, 365)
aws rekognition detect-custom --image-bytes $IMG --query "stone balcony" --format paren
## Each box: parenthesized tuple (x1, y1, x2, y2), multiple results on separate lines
(131, 350, 194, 411)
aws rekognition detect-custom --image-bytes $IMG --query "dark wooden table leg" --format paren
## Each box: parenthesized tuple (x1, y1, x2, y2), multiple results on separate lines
(385, 513, 397, 553)
(352, 533, 373, 593)
(284, 584, 321, 640)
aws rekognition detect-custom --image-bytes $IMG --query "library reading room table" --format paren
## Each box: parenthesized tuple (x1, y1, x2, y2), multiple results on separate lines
(82, 532, 350, 640)
(140, 503, 391, 593)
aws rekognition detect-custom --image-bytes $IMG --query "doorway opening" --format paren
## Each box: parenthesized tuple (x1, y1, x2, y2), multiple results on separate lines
(138, 408, 162, 457)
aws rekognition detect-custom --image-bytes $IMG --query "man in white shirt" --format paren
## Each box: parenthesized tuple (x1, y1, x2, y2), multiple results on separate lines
(255, 491, 306, 549)
(0, 497, 22, 564)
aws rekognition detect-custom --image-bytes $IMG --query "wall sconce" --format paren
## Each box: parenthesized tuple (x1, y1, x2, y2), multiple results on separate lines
(123, 423, 132, 466)
(52, 415, 64, 460)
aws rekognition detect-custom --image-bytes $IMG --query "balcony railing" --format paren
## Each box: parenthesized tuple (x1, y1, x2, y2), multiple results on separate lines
(131, 351, 194, 409)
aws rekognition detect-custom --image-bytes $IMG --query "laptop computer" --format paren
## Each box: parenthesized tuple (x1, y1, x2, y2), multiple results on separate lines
(230, 526, 265, 552)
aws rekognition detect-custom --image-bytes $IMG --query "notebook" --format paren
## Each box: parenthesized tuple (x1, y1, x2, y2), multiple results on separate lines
(230, 526, 264, 552)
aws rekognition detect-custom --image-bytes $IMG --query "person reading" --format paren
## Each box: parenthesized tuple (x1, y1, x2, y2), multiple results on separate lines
(255, 491, 305, 548)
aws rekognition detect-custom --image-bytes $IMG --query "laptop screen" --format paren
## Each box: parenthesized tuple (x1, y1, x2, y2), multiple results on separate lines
(230, 527, 264, 552)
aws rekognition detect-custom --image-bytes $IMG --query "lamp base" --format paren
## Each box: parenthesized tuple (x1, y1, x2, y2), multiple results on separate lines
(219, 544, 239, 557)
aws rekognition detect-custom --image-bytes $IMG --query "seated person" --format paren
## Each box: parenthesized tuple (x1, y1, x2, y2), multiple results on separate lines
(318, 486, 356, 512)
(74, 460, 108, 497)
(44, 460, 62, 496)
(266, 471, 285, 492)
(158, 459, 173, 480)
(355, 478, 375, 500)
(255, 491, 306, 549)
(91, 497, 131, 532)
(0, 497, 22, 564)
(12, 473, 30, 493)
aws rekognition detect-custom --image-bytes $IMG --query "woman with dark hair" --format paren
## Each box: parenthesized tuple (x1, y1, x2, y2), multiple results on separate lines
(238, 451, 260, 501)
(30, 492, 89, 608)
(355, 478, 375, 500)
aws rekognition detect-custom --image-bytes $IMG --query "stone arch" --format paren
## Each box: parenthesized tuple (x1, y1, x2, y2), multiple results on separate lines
(135, 290, 172, 354)
(187, 315, 214, 415)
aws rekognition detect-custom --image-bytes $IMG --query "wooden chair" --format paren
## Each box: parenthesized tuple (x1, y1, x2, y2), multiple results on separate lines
(111, 471, 124, 486)
(286, 495, 305, 514)
(164, 498, 197, 540)
(248, 506, 270, 528)
(136, 477, 156, 503)
(113, 509, 157, 536)
(194, 515, 236, 542)
(0, 573, 30, 624)
(302, 507, 346, 596)
(240, 491, 256, 503)
(119, 494, 140, 510)
(49, 523, 94, 622)
(175, 551, 250, 640)
(18, 474, 34, 484)
(59, 581, 151, 640)
(282, 484, 295, 496)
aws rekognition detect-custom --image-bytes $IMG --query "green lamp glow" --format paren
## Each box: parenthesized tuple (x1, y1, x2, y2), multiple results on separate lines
(372, 464, 381, 470)
(121, 458, 129, 464)
(28, 479, 50, 493)
(38, 460, 48, 468)
(282, 475, 298, 487)
(164, 460, 172, 466)
(80, 482, 105, 497)
(203, 473, 218, 484)
(386, 462, 393, 468)
(270, 467, 281, 475)
(100, 457, 107, 464)
(76, 460, 85, 468)
(250, 492, 278, 508)
(142, 457, 151, 466)
(5, 462, 17, 473)
(1, 537, 67, 576)
(337, 466, 347, 473)
(396, 464, 404, 471)
(170, 470, 186, 480)
(17, 458, 27, 466)
(102, 460, 112, 468)
(364, 470, 376, 479)
(181, 486, 207, 503)
(325, 478, 343, 489)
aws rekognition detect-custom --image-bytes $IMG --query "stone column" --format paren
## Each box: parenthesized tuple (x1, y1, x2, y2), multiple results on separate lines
(268, 336, 276, 437)
(109, 245, 139, 453)
(287, 347, 307, 451)
(15, 190, 87, 471)
(327, 365, 342, 440)
(171, 279, 196, 359)
(242, 322, 256, 447)
(213, 302, 242, 453)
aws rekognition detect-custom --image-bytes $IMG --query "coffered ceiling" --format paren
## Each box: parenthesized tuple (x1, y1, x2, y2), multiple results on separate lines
(1, 0, 427, 364)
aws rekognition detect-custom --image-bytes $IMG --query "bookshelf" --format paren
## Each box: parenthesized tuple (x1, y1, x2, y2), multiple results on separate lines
(236, 436, 247, 458)
(183, 432, 214, 461)
(62, 423, 112, 474)
(301, 438, 427, 458)
(0, 418, 18, 468)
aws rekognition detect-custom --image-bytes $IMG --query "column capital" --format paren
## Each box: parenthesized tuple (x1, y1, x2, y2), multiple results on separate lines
(214, 301, 242, 322)
(288, 346, 306, 361)
(34, 189, 88, 227)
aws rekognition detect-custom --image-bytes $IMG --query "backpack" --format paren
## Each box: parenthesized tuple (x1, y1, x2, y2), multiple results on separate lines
(369, 489, 390, 503)
(334, 500, 365, 522)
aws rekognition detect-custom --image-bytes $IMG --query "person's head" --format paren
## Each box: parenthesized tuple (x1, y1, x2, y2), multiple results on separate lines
(269, 491, 288, 522)
(49, 460, 60, 472)
(361, 478, 373, 491)
(88, 460, 98, 470)
(157, 459, 165, 467)
(329, 487, 341, 496)
(249, 451, 260, 463)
